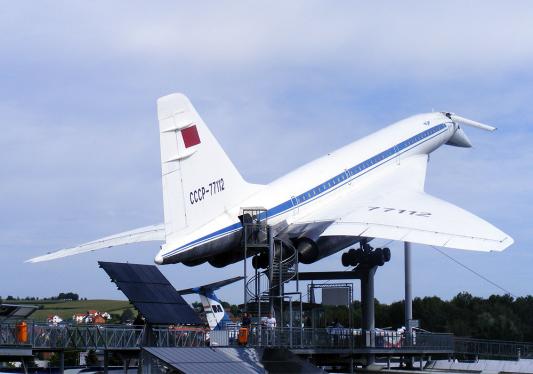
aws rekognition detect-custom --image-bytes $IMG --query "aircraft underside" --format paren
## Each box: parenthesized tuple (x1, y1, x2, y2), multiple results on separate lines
(175, 223, 364, 268)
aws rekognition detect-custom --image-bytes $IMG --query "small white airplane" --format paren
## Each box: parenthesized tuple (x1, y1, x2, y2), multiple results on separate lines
(28, 93, 513, 266)
(176, 276, 243, 330)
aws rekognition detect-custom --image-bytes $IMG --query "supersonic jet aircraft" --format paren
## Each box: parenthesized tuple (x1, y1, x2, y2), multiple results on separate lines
(28, 94, 513, 267)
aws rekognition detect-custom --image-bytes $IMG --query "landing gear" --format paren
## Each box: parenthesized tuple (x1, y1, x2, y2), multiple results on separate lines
(341, 241, 391, 267)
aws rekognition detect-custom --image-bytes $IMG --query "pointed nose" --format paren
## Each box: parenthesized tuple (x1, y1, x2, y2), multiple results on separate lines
(446, 126, 473, 148)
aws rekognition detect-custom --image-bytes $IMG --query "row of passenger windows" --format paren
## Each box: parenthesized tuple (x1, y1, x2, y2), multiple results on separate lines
(293, 125, 444, 205)
(395, 124, 444, 151)
(297, 173, 349, 202)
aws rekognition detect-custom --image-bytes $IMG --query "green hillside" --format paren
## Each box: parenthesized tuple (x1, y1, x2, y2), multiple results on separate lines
(15, 299, 133, 322)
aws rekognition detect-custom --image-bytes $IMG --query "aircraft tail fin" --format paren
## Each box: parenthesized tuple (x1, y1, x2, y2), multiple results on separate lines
(157, 94, 260, 243)
(199, 292, 230, 330)
(176, 276, 242, 330)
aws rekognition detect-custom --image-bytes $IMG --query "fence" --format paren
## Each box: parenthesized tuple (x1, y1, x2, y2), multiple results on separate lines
(1, 322, 146, 349)
(221, 325, 454, 352)
(455, 337, 533, 359)
(12, 321, 519, 357)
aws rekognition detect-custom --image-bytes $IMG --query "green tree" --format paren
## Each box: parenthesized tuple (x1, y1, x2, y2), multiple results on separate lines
(57, 292, 79, 301)
(120, 308, 135, 323)
(230, 304, 241, 318)
(108, 313, 122, 324)
(192, 301, 204, 312)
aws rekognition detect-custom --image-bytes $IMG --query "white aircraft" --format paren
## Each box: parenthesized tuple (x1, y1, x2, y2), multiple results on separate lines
(28, 94, 513, 267)
(176, 276, 243, 330)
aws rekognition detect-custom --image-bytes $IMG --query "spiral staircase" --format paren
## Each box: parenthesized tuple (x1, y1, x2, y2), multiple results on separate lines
(241, 208, 299, 318)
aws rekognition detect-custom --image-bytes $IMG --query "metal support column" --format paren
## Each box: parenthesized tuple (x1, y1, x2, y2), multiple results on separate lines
(244, 228, 248, 311)
(104, 350, 109, 374)
(279, 241, 283, 326)
(268, 227, 275, 316)
(59, 350, 64, 374)
(361, 266, 376, 331)
(21, 358, 28, 374)
(141, 350, 151, 374)
(361, 266, 377, 366)
(257, 265, 262, 322)
(123, 358, 130, 374)
(404, 241, 413, 329)
(404, 241, 414, 369)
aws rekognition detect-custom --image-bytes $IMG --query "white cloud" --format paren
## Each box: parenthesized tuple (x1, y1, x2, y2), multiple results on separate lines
(1, 1, 532, 303)
(3, 2, 533, 78)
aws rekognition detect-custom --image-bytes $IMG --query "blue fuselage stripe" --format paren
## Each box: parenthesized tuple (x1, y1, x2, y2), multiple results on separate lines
(164, 124, 447, 258)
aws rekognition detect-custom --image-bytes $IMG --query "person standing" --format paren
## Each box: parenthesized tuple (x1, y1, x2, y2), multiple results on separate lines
(241, 312, 251, 328)
(266, 312, 276, 329)
(238, 312, 252, 346)
(266, 312, 277, 345)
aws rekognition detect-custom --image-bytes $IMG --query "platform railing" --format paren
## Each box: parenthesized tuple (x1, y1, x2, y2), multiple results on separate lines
(454, 337, 533, 359)
(153, 328, 207, 348)
(0, 321, 458, 354)
(35, 324, 145, 349)
(241, 326, 454, 351)
(0, 322, 31, 346)
(0, 322, 212, 350)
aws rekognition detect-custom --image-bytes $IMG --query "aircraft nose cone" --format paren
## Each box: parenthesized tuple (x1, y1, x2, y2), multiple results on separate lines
(154, 253, 164, 265)
(446, 126, 473, 148)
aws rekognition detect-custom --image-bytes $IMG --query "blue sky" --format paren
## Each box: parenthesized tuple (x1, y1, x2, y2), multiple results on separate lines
(1, 2, 532, 305)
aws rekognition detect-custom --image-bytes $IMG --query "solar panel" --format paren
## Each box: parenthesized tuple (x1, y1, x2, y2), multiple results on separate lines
(99, 262, 201, 325)
(0, 304, 39, 321)
(143, 347, 265, 374)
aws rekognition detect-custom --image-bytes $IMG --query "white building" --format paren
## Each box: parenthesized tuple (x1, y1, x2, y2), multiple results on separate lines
(47, 315, 63, 324)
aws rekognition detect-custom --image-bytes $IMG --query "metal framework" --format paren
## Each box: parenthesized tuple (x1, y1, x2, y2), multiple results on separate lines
(1, 321, 455, 353)
(454, 337, 533, 359)
(242, 208, 302, 328)
(307, 282, 354, 330)
(5, 321, 533, 363)
(0, 323, 207, 351)
(242, 207, 269, 313)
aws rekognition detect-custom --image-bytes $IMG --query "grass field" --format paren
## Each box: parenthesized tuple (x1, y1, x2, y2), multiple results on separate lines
(13, 299, 134, 322)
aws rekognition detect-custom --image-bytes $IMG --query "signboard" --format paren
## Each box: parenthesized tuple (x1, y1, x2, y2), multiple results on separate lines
(322, 287, 351, 306)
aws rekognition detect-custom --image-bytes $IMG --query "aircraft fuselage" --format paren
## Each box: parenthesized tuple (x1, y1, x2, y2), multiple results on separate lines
(157, 113, 453, 266)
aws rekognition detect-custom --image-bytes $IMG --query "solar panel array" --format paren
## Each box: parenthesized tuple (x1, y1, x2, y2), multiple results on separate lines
(144, 347, 265, 373)
(99, 261, 201, 325)
(0, 304, 39, 321)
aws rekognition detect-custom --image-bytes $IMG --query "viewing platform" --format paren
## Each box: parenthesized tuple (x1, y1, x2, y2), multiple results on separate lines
(2, 321, 533, 372)
(1, 322, 454, 354)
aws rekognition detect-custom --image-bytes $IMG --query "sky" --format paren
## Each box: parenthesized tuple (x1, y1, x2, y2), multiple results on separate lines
(1, 1, 532, 305)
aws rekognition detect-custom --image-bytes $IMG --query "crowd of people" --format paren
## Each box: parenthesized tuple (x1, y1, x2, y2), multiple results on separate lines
(240, 311, 277, 329)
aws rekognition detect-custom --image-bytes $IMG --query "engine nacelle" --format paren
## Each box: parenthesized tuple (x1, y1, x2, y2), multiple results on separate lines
(208, 251, 245, 268)
(252, 253, 269, 269)
(182, 258, 208, 267)
(295, 236, 360, 264)
(296, 238, 319, 264)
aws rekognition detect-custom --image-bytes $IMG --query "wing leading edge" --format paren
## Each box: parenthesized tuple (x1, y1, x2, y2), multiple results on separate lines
(318, 156, 513, 252)
(26, 224, 165, 263)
